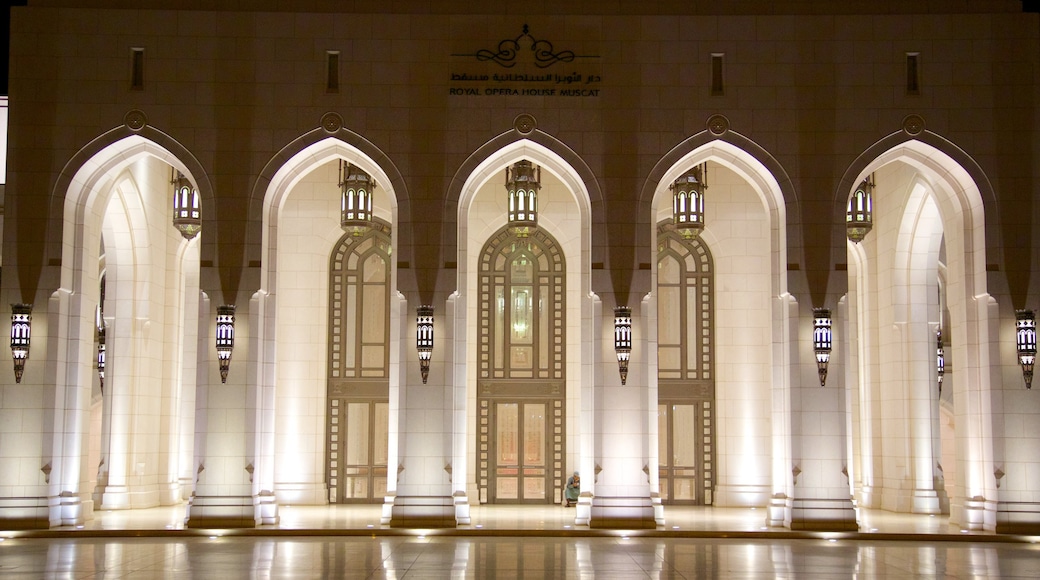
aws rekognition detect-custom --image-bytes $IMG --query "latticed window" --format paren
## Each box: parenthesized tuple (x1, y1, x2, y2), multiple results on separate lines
(478, 228, 565, 380)
(328, 224, 392, 379)
(326, 222, 392, 503)
(657, 229, 713, 381)
(657, 224, 715, 505)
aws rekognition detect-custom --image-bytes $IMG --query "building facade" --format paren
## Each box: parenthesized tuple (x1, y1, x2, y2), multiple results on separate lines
(1, 0, 1038, 532)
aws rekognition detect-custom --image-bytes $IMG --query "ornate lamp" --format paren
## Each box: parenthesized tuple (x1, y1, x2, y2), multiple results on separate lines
(614, 307, 632, 385)
(96, 305, 106, 393)
(10, 304, 32, 384)
(340, 160, 375, 236)
(936, 329, 945, 394)
(506, 160, 540, 236)
(215, 305, 236, 384)
(171, 169, 201, 240)
(1016, 310, 1036, 389)
(416, 305, 434, 384)
(671, 163, 707, 239)
(846, 174, 874, 243)
(813, 309, 832, 387)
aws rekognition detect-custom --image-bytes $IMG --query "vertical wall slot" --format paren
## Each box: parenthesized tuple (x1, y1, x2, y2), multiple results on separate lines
(326, 51, 340, 93)
(130, 48, 145, 90)
(711, 53, 725, 96)
(906, 52, 920, 95)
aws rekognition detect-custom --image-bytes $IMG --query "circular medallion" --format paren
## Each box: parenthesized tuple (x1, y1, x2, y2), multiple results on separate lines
(513, 113, 537, 135)
(706, 114, 730, 136)
(124, 110, 147, 132)
(321, 112, 343, 133)
(902, 114, 925, 136)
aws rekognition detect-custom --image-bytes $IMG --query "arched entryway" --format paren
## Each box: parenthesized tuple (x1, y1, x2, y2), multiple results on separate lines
(56, 132, 204, 524)
(842, 136, 996, 530)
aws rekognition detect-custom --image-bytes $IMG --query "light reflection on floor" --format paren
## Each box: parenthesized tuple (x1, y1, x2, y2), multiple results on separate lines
(6, 505, 1039, 577)
(1, 535, 1039, 579)
(54, 503, 981, 535)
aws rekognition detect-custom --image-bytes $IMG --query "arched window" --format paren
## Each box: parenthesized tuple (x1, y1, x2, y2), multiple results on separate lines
(476, 227, 566, 504)
(326, 223, 391, 503)
(657, 224, 715, 505)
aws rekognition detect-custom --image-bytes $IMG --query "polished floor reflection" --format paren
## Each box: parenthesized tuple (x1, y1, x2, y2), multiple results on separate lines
(2, 535, 1039, 579)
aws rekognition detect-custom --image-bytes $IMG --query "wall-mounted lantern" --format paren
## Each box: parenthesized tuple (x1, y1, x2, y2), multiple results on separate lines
(1016, 310, 1036, 389)
(96, 305, 106, 393)
(936, 329, 945, 394)
(416, 305, 434, 384)
(506, 160, 540, 236)
(846, 174, 874, 243)
(614, 306, 632, 385)
(215, 305, 236, 384)
(10, 304, 32, 384)
(671, 163, 707, 239)
(813, 309, 832, 387)
(340, 160, 375, 236)
(171, 169, 202, 240)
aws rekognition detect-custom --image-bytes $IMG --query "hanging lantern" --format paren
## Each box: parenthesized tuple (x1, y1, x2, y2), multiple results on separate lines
(614, 306, 632, 385)
(846, 174, 874, 243)
(416, 305, 434, 384)
(96, 304, 106, 393)
(671, 163, 707, 239)
(936, 329, 945, 394)
(813, 309, 832, 387)
(340, 160, 375, 236)
(215, 305, 236, 384)
(1016, 310, 1036, 389)
(171, 169, 202, 240)
(506, 160, 541, 236)
(10, 304, 32, 384)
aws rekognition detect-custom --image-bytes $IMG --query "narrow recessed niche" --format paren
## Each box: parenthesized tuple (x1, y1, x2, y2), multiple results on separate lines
(130, 48, 145, 90)
(326, 51, 340, 93)
(906, 52, 920, 95)
(710, 53, 725, 96)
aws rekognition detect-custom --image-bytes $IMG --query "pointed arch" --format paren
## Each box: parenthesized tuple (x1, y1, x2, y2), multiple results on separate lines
(841, 133, 998, 530)
(638, 128, 797, 296)
(252, 127, 411, 292)
(445, 127, 604, 287)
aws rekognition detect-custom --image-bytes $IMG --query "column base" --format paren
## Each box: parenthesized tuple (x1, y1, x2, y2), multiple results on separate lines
(255, 490, 279, 525)
(56, 491, 92, 526)
(0, 496, 50, 529)
(952, 496, 996, 531)
(453, 491, 471, 525)
(185, 494, 256, 528)
(910, 489, 941, 514)
(790, 497, 857, 531)
(389, 495, 456, 528)
(766, 494, 792, 528)
(589, 496, 656, 529)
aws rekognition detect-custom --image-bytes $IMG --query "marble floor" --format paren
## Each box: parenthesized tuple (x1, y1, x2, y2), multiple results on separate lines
(2, 535, 1039, 579)
(3, 506, 1039, 578)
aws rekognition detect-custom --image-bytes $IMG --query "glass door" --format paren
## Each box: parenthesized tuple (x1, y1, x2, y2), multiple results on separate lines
(330, 400, 388, 502)
(493, 401, 548, 503)
(659, 401, 713, 504)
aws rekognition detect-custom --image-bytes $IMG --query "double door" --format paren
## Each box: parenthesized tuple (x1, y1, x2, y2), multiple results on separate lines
(327, 399, 388, 503)
(477, 386, 565, 505)
(658, 400, 715, 505)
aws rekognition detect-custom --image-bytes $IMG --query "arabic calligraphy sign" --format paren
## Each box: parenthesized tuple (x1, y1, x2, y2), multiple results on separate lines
(450, 24, 602, 97)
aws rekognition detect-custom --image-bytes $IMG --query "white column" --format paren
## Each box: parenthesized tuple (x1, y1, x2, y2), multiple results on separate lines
(185, 298, 256, 528)
(767, 294, 796, 527)
(447, 292, 471, 524)
(587, 298, 655, 529)
(388, 299, 455, 527)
